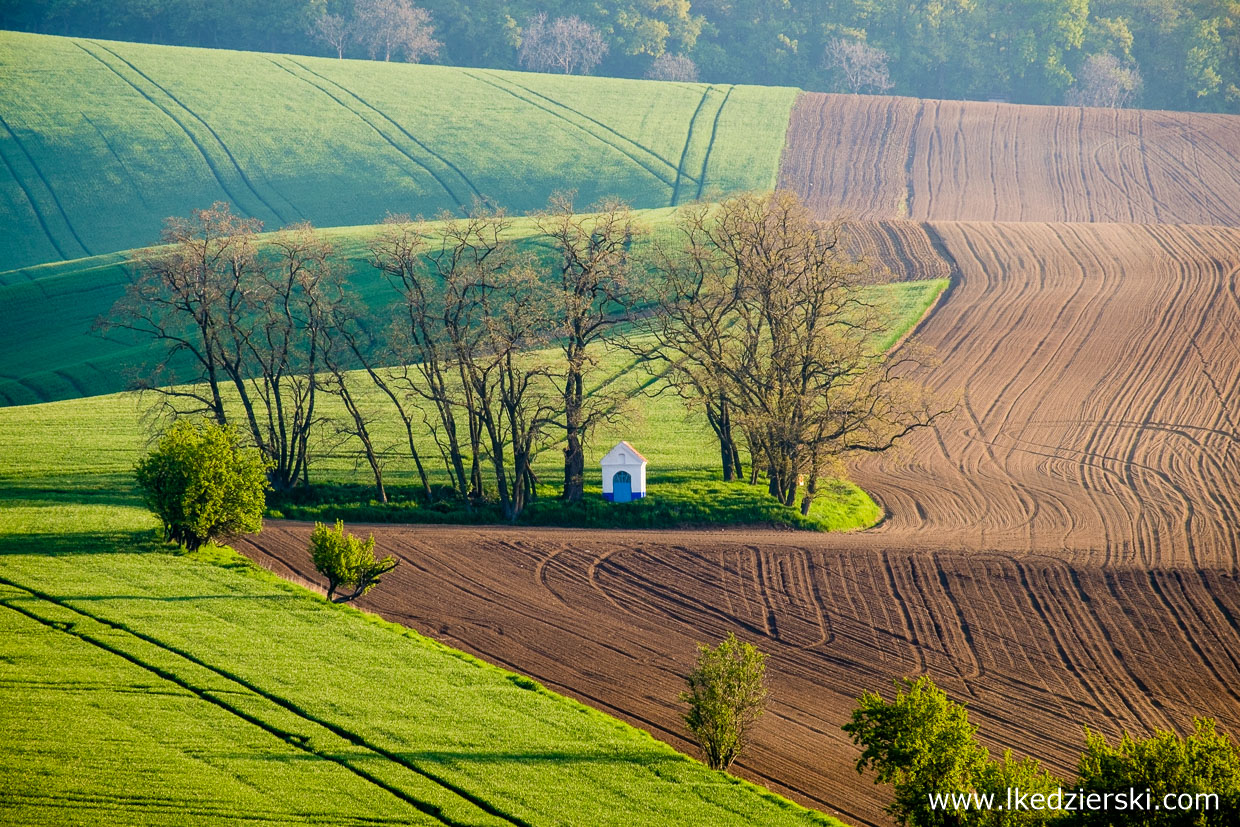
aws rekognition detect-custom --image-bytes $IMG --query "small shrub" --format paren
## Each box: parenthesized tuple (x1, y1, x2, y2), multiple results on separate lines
(134, 419, 271, 550)
(681, 632, 769, 771)
(309, 519, 397, 603)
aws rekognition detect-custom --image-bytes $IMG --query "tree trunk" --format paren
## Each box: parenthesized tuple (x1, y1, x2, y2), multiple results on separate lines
(800, 475, 818, 516)
(562, 369, 585, 502)
(338, 378, 387, 503)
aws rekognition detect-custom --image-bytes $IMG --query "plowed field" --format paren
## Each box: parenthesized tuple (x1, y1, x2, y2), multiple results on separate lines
(240, 219, 1240, 826)
(779, 94, 1240, 225)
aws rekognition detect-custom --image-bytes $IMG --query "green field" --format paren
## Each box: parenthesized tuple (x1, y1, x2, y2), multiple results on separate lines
(0, 30, 797, 271)
(0, 406, 848, 826)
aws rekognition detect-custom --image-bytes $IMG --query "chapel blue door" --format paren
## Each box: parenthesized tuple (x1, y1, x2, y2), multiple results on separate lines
(613, 471, 632, 503)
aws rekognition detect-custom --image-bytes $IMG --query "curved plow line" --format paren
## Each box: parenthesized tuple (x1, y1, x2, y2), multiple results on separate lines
(694, 86, 734, 201)
(78, 42, 288, 227)
(0, 116, 86, 259)
(1013, 562, 1138, 730)
(1145, 571, 1240, 708)
(0, 575, 531, 827)
(461, 71, 677, 190)
(274, 58, 471, 212)
(482, 71, 684, 178)
(670, 85, 714, 206)
(880, 551, 929, 674)
(287, 58, 481, 205)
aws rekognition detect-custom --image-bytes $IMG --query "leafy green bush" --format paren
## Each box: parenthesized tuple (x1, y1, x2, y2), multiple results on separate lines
(134, 419, 271, 550)
(844, 676, 993, 826)
(845, 676, 1239, 826)
(681, 632, 769, 772)
(1076, 719, 1240, 826)
(309, 519, 397, 603)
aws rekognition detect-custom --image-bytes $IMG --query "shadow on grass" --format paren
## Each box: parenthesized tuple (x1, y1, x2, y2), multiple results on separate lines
(0, 529, 160, 556)
(0, 477, 144, 510)
(232, 748, 677, 767)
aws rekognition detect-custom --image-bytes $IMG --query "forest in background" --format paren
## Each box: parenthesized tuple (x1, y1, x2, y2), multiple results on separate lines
(3, 0, 1237, 113)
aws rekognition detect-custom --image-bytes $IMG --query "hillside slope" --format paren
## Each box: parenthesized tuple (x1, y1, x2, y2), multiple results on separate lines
(0, 31, 795, 270)
(779, 93, 1240, 225)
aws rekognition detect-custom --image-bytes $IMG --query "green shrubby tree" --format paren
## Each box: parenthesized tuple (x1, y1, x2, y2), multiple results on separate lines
(1075, 718, 1240, 826)
(681, 632, 769, 771)
(846, 676, 1239, 826)
(843, 676, 991, 827)
(310, 519, 398, 603)
(974, 751, 1064, 826)
(135, 419, 271, 550)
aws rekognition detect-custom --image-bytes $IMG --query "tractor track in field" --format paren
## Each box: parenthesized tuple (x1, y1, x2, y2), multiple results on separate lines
(0, 115, 88, 259)
(460, 70, 679, 191)
(481, 71, 686, 181)
(694, 85, 733, 202)
(0, 575, 531, 827)
(670, 84, 714, 205)
(281, 59, 482, 209)
(75, 42, 288, 226)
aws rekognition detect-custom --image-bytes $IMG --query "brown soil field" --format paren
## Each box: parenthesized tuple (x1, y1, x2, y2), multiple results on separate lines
(238, 219, 1240, 827)
(239, 527, 1240, 827)
(779, 94, 1240, 226)
(853, 220, 1240, 569)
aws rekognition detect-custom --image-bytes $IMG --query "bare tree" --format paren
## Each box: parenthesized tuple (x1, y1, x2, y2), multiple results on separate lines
(319, 296, 390, 503)
(536, 194, 644, 503)
(224, 223, 337, 491)
(355, 0, 441, 63)
(310, 12, 352, 59)
(439, 217, 556, 520)
(644, 192, 949, 512)
(518, 12, 609, 75)
(1068, 53, 1143, 108)
(106, 207, 342, 491)
(104, 203, 261, 426)
(335, 327, 435, 502)
(824, 37, 894, 94)
(647, 53, 699, 82)
(369, 215, 472, 498)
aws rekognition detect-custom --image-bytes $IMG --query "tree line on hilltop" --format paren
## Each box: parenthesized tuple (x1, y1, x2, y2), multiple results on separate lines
(3, 0, 1237, 113)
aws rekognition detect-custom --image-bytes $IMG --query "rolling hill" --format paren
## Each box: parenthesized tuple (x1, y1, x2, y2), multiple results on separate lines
(0, 31, 796, 271)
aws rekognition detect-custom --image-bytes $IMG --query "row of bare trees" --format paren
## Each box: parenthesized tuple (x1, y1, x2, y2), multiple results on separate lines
(109, 191, 945, 520)
(107, 196, 641, 519)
